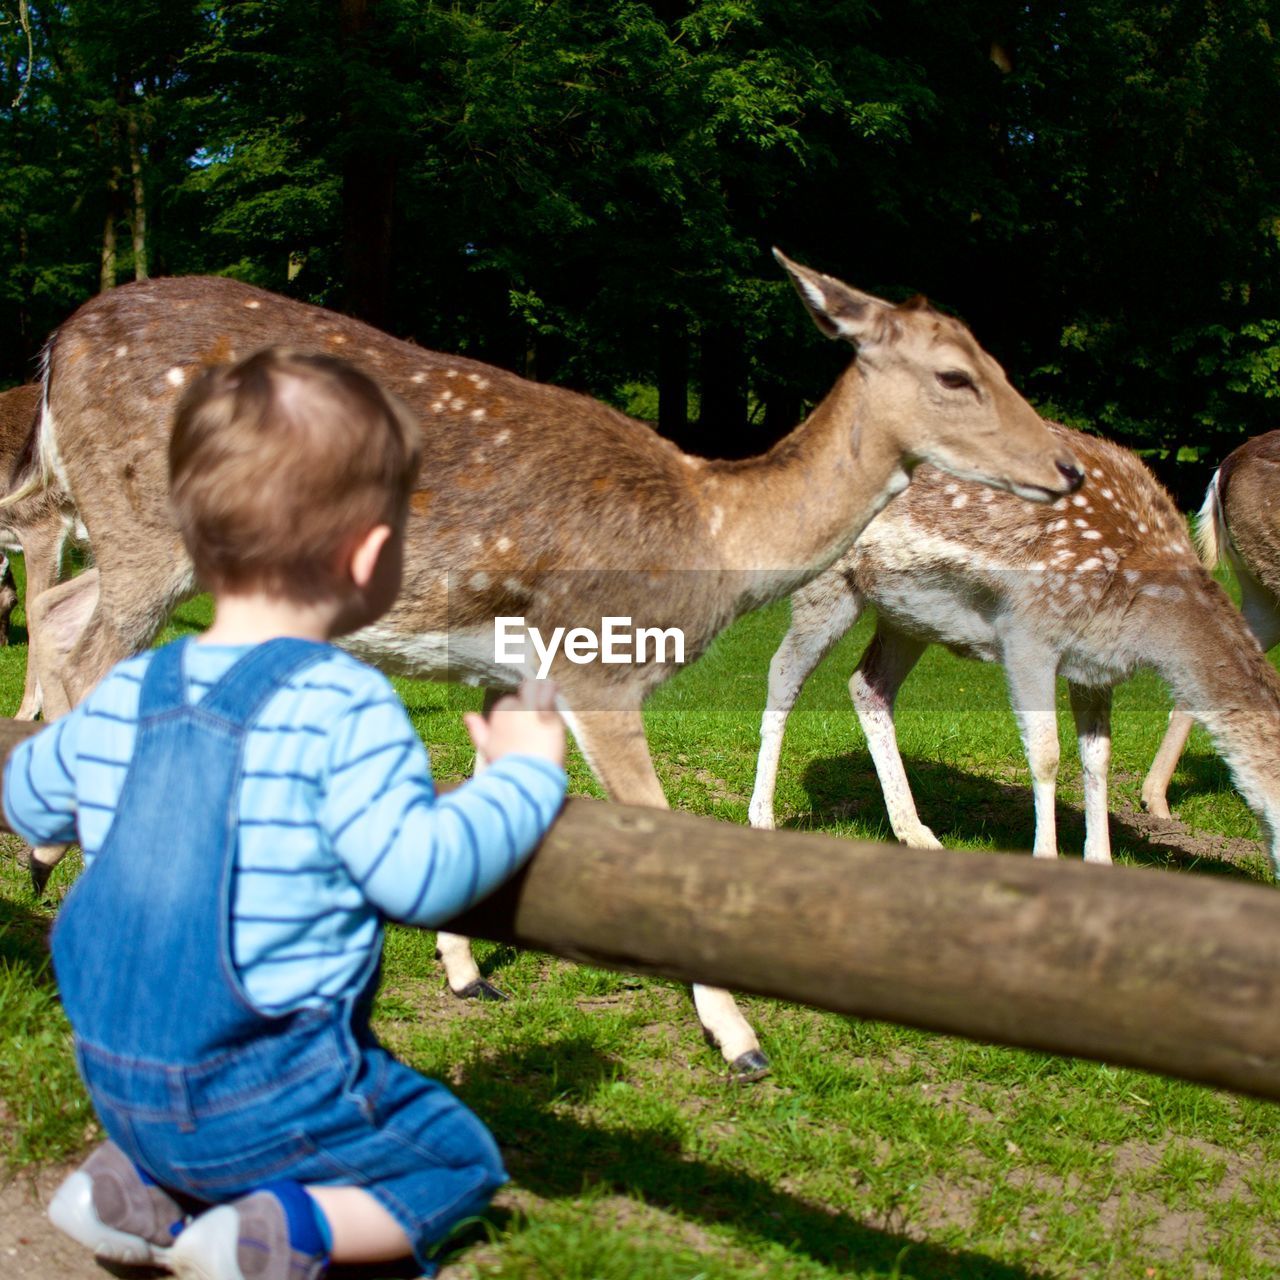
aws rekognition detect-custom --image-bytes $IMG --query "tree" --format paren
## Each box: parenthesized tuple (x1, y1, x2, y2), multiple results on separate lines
(0, 0, 1276, 501)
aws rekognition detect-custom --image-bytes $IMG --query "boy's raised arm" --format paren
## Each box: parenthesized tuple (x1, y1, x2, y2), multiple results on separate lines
(3, 712, 82, 847)
(321, 690, 566, 925)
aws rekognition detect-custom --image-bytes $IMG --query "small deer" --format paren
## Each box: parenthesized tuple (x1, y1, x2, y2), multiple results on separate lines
(1142, 430, 1280, 821)
(749, 422, 1280, 873)
(17, 255, 1082, 1078)
(0, 383, 82, 719)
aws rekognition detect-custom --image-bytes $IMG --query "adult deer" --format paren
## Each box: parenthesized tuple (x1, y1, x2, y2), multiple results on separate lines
(749, 423, 1280, 873)
(18, 254, 1082, 1079)
(0, 383, 81, 719)
(1142, 430, 1280, 822)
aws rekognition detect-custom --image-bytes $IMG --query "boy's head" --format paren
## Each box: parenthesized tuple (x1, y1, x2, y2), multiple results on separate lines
(170, 348, 422, 605)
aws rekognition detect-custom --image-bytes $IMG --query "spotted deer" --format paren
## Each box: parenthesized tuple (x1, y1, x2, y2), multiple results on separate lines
(0, 383, 82, 719)
(16, 255, 1082, 1079)
(749, 422, 1280, 873)
(1142, 430, 1280, 822)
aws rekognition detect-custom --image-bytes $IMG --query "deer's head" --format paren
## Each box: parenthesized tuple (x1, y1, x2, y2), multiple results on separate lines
(777, 251, 1082, 501)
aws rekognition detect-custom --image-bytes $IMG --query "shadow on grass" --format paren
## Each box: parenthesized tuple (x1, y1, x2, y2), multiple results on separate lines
(1157, 749, 1235, 812)
(0, 891, 55, 984)
(797, 750, 1264, 882)
(444, 1039, 1043, 1280)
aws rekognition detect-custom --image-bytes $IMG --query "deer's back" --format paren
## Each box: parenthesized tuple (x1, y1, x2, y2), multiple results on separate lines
(45, 277, 711, 573)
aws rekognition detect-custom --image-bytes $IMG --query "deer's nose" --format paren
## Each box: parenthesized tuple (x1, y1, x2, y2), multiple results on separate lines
(1057, 459, 1085, 492)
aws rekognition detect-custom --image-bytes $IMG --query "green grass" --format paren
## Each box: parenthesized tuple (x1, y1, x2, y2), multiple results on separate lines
(2, 555, 1279, 1278)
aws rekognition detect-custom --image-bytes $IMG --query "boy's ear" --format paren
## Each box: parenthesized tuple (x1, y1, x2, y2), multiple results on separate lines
(349, 524, 393, 590)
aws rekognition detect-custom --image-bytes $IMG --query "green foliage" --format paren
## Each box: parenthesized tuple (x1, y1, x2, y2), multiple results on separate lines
(0, 0, 1278, 477)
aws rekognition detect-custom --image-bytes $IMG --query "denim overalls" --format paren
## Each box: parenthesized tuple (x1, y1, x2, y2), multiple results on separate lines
(51, 637, 506, 1273)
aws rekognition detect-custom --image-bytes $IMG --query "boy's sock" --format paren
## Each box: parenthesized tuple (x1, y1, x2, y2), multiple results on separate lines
(48, 1140, 185, 1264)
(167, 1183, 330, 1280)
(256, 1180, 332, 1257)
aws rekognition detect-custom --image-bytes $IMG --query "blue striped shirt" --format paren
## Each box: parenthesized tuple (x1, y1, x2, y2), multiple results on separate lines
(4, 643, 567, 1015)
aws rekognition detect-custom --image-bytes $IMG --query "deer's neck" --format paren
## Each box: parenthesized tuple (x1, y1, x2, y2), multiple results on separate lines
(702, 365, 908, 605)
(1156, 583, 1280, 872)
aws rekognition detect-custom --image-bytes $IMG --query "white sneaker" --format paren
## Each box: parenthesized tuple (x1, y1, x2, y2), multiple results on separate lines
(167, 1191, 328, 1280)
(47, 1141, 184, 1266)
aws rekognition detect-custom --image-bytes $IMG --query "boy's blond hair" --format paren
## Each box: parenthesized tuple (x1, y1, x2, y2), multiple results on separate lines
(170, 348, 422, 602)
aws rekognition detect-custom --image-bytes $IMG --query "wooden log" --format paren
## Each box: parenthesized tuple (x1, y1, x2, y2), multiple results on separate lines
(0, 718, 37, 757)
(3, 717, 1279, 1099)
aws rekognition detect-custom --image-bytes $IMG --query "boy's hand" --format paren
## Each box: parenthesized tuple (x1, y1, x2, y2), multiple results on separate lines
(464, 679, 566, 770)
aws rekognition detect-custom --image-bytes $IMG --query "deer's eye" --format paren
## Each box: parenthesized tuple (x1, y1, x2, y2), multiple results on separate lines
(936, 370, 975, 392)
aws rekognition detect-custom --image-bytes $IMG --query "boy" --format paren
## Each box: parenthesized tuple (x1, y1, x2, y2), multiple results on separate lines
(5, 349, 567, 1280)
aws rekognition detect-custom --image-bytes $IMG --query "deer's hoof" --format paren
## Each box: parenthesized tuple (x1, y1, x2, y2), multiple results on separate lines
(1142, 797, 1173, 821)
(729, 1049, 771, 1083)
(451, 978, 509, 1003)
(28, 857, 53, 898)
(903, 827, 944, 850)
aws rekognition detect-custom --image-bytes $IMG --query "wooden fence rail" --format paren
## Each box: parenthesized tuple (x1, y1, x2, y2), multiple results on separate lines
(2, 718, 1278, 1100)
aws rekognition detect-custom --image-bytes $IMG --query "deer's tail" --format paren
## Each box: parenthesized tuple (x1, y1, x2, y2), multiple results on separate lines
(0, 336, 58, 510)
(1192, 468, 1227, 571)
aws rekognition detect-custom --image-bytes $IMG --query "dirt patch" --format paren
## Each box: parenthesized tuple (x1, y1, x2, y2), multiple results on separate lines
(0, 1161, 486, 1279)
(664, 754, 746, 809)
(0, 1164, 117, 1280)
(1107, 777, 1265, 869)
(919, 1078, 999, 1126)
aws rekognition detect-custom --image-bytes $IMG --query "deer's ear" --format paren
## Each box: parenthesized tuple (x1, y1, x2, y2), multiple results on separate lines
(774, 248, 890, 347)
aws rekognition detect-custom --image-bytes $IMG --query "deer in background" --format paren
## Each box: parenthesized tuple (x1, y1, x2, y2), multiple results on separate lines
(1142, 430, 1280, 822)
(749, 423, 1280, 874)
(0, 383, 82, 719)
(15, 253, 1082, 1080)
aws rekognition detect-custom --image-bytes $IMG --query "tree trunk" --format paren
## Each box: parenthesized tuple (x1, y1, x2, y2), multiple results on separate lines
(127, 110, 148, 281)
(657, 313, 688, 443)
(762, 387, 802, 440)
(16, 226, 31, 364)
(100, 168, 120, 293)
(339, 0, 396, 327)
(696, 322, 748, 458)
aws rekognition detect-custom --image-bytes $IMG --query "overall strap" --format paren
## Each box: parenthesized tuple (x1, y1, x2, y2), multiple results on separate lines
(137, 637, 189, 718)
(137, 636, 331, 727)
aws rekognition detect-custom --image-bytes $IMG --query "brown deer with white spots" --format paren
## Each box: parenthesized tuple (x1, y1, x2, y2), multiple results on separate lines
(749, 422, 1280, 873)
(16, 256, 1082, 1079)
(1142, 430, 1280, 822)
(0, 382, 83, 719)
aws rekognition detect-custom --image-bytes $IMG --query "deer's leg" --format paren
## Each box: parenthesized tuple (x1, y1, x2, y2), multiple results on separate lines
(850, 625, 936, 847)
(0, 555, 16, 648)
(46, 542, 192, 713)
(435, 932, 497, 999)
(30, 571, 102, 721)
(437, 689, 508, 1003)
(1069, 682, 1113, 864)
(1142, 575, 1280, 819)
(749, 572, 863, 830)
(565, 702, 768, 1082)
(15, 514, 72, 720)
(1141, 709, 1195, 820)
(1003, 639, 1061, 859)
(23, 571, 102, 893)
